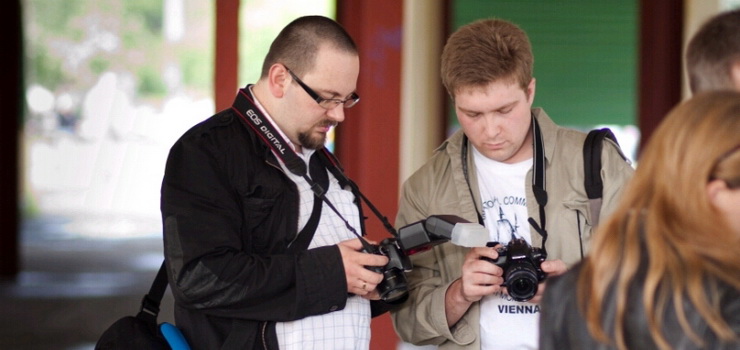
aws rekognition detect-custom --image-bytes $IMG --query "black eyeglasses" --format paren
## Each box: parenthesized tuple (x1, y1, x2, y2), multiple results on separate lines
(285, 66, 360, 109)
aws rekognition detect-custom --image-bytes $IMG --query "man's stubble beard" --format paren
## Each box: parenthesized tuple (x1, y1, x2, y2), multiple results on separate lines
(298, 120, 336, 150)
(298, 131, 326, 150)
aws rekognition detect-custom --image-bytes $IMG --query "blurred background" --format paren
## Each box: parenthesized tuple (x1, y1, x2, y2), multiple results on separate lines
(2, 0, 739, 349)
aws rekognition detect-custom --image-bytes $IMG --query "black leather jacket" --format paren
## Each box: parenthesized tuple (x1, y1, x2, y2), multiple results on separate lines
(540, 262, 740, 349)
(161, 108, 354, 349)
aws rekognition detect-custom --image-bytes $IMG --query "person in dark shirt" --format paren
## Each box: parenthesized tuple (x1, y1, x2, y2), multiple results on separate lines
(160, 15, 390, 349)
(540, 90, 740, 350)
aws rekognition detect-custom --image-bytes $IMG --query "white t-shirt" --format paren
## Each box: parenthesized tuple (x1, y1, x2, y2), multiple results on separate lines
(473, 146, 539, 350)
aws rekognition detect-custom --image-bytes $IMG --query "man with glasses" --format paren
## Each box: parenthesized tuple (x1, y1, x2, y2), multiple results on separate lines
(160, 16, 389, 349)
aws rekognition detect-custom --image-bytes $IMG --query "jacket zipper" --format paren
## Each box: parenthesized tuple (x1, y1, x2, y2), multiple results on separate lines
(260, 321, 269, 350)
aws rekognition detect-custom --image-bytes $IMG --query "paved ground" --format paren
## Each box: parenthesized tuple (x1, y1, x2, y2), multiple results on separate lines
(0, 215, 174, 350)
(0, 216, 436, 350)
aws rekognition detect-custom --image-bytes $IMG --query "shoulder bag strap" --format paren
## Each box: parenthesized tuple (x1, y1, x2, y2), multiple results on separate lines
(136, 261, 168, 328)
(583, 128, 619, 226)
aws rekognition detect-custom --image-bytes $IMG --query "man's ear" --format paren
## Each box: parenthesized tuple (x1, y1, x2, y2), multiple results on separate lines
(731, 60, 740, 92)
(267, 64, 290, 98)
(706, 178, 728, 206)
(527, 78, 536, 105)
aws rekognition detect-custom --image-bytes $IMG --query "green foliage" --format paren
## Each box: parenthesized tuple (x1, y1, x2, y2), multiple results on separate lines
(28, 44, 66, 89)
(27, 0, 83, 36)
(121, 31, 141, 50)
(23, 0, 201, 100)
(137, 66, 167, 98)
(23, 0, 213, 108)
(124, 0, 163, 35)
(89, 56, 110, 75)
(181, 49, 213, 90)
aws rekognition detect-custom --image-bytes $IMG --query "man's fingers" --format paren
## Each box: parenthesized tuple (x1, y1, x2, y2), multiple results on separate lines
(541, 259, 567, 276)
(338, 238, 365, 250)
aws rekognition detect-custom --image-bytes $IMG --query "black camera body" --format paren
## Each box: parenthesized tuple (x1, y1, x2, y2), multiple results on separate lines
(364, 238, 412, 303)
(366, 215, 488, 303)
(483, 238, 547, 302)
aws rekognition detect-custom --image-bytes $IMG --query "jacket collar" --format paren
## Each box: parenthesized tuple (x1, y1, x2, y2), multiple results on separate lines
(531, 108, 558, 166)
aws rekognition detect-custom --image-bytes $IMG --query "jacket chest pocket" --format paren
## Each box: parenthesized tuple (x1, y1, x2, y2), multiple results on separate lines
(238, 185, 290, 252)
(560, 200, 593, 264)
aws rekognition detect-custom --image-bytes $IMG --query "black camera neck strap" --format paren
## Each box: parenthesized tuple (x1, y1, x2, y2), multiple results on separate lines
(528, 115, 548, 256)
(230, 87, 396, 251)
(231, 87, 310, 179)
(460, 135, 486, 226)
(316, 148, 398, 238)
(287, 154, 328, 252)
(461, 113, 548, 254)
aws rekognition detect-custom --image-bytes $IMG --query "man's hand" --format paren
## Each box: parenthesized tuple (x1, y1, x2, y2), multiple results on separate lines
(337, 238, 388, 299)
(458, 246, 505, 302)
(445, 246, 503, 326)
(526, 259, 567, 304)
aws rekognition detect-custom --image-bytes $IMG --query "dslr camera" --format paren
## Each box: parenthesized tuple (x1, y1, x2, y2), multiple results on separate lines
(366, 215, 488, 303)
(483, 238, 547, 302)
(363, 238, 412, 303)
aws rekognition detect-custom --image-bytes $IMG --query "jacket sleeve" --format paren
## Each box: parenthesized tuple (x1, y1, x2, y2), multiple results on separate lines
(161, 126, 347, 322)
(598, 139, 635, 222)
(391, 174, 477, 347)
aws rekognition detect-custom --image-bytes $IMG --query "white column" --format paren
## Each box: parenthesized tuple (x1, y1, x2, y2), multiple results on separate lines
(399, 0, 445, 189)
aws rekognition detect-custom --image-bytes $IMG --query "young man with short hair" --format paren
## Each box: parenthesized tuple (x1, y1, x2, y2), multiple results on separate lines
(391, 18, 634, 350)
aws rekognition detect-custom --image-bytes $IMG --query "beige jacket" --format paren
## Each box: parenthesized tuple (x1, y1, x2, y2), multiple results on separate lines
(391, 108, 634, 349)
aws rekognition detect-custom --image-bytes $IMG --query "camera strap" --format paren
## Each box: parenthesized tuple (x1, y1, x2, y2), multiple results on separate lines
(231, 87, 311, 179)
(230, 86, 395, 251)
(287, 154, 329, 252)
(460, 136, 485, 226)
(461, 113, 548, 254)
(316, 148, 398, 237)
(528, 115, 548, 255)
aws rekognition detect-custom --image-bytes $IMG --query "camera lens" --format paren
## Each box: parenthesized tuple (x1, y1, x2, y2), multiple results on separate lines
(504, 265, 539, 302)
(378, 270, 408, 303)
(381, 288, 408, 303)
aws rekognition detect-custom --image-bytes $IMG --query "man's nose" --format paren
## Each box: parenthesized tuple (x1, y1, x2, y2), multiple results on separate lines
(326, 103, 346, 123)
(484, 115, 501, 138)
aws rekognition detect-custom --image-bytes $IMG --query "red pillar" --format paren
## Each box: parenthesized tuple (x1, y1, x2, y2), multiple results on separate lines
(214, 0, 240, 111)
(337, 1, 403, 349)
(638, 0, 683, 153)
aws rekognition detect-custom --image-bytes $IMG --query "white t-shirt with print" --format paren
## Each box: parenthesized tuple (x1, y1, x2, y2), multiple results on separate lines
(473, 146, 540, 350)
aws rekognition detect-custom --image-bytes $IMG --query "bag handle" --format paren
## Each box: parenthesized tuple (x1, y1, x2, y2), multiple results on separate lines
(137, 262, 168, 326)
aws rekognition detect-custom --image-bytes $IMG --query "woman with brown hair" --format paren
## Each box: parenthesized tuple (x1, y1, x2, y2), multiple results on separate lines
(539, 90, 740, 350)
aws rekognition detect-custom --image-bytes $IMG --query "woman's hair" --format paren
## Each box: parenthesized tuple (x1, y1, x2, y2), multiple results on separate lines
(440, 18, 533, 99)
(260, 15, 357, 78)
(577, 90, 740, 350)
